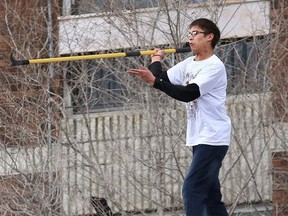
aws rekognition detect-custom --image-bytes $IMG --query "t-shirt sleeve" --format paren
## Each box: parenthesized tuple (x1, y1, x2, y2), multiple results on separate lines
(166, 58, 191, 85)
(192, 63, 226, 95)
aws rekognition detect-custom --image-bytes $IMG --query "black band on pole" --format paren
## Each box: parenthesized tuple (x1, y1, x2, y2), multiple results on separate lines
(175, 47, 191, 53)
(10, 53, 29, 66)
(125, 50, 142, 57)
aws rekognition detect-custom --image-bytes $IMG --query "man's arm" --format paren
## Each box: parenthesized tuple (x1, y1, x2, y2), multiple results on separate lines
(148, 59, 200, 102)
(128, 64, 201, 103)
(148, 61, 170, 82)
(153, 78, 200, 102)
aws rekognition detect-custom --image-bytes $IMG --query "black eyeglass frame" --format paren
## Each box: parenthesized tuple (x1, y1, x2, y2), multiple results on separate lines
(188, 30, 208, 37)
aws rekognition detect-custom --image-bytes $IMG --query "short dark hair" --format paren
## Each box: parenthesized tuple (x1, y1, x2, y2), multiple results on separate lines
(189, 18, 221, 49)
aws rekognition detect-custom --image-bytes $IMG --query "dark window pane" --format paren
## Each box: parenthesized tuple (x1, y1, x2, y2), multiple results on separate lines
(71, 0, 159, 15)
(216, 37, 270, 95)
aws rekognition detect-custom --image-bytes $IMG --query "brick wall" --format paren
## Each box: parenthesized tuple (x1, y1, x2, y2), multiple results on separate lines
(268, 1, 287, 212)
(0, 0, 61, 147)
(270, 0, 288, 121)
(272, 152, 288, 216)
(0, 173, 61, 215)
(0, 1, 62, 214)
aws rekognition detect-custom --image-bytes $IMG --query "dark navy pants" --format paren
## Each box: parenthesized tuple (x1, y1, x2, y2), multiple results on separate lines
(182, 144, 229, 216)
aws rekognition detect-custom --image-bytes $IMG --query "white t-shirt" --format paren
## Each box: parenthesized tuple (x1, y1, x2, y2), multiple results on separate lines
(167, 54, 231, 146)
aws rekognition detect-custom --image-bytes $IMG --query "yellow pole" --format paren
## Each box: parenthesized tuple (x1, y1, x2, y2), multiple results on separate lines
(29, 49, 181, 64)
(29, 52, 127, 64)
(11, 47, 191, 66)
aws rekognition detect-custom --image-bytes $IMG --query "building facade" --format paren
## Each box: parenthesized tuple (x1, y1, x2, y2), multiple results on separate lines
(0, 0, 287, 215)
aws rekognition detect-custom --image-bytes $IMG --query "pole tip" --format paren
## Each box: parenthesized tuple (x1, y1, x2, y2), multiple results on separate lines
(10, 53, 29, 66)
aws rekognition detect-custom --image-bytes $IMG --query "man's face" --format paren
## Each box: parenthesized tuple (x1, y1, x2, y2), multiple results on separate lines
(188, 25, 213, 54)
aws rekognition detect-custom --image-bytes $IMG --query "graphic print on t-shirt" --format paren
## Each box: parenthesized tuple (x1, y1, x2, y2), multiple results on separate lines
(183, 62, 207, 119)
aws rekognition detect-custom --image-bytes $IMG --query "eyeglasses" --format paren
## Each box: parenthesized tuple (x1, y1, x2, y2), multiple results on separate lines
(188, 30, 207, 38)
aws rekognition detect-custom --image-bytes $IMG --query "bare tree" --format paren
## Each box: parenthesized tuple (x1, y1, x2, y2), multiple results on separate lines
(0, 0, 287, 215)
(0, 0, 62, 215)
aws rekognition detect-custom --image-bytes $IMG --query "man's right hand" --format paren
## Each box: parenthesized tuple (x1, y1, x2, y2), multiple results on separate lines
(151, 49, 165, 62)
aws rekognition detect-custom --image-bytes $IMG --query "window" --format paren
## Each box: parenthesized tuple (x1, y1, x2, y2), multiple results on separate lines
(217, 36, 270, 95)
(63, 0, 158, 15)
(65, 54, 143, 113)
(182, 0, 208, 3)
(61, 0, 207, 16)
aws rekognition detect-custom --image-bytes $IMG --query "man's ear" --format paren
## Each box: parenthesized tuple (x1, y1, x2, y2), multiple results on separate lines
(206, 33, 214, 42)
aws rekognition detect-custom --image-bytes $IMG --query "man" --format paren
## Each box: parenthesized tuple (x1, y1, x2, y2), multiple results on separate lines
(128, 18, 231, 216)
